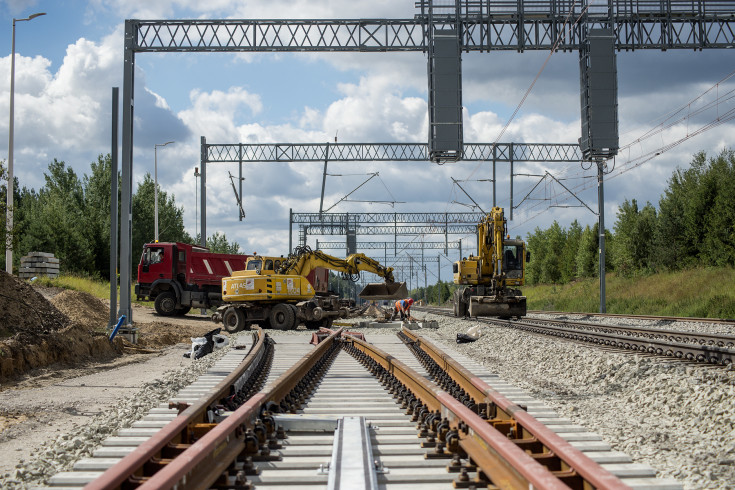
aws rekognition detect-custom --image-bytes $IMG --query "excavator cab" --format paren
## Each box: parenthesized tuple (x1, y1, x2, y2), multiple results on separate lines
(358, 281, 408, 300)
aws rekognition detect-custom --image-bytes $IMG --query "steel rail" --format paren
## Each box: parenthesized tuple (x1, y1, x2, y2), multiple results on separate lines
(85, 327, 269, 490)
(529, 309, 735, 325)
(517, 316, 735, 349)
(400, 327, 628, 490)
(138, 328, 344, 489)
(341, 334, 624, 489)
(500, 317, 735, 365)
(415, 306, 735, 365)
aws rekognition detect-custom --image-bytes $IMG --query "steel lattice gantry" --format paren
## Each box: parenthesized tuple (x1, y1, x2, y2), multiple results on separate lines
(205, 142, 582, 163)
(290, 211, 482, 255)
(130, 2, 735, 53)
(116, 0, 735, 323)
(202, 139, 583, 233)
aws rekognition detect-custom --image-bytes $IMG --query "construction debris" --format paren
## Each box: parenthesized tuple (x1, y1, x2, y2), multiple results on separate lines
(456, 324, 483, 343)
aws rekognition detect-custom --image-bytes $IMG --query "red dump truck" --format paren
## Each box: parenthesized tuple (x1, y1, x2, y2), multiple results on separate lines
(135, 242, 250, 316)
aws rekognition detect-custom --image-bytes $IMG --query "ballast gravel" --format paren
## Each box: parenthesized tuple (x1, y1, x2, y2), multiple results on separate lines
(2, 315, 734, 489)
(0, 342, 234, 489)
(419, 313, 735, 489)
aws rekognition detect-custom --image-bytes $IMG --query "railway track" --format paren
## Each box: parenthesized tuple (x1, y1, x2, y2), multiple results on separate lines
(416, 306, 735, 366)
(528, 310, 735, 325)
(38, 325, 683, 489)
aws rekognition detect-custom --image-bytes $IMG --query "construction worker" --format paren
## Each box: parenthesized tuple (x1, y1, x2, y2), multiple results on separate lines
(391, 298, 414, 321)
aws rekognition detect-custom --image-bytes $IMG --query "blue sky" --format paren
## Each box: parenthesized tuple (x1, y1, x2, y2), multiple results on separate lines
(1, 0, 734, 285)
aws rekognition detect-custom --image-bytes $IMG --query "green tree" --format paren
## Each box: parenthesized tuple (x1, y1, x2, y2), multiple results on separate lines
(576, 224, 597, 278)
(699, 150, 735, 266)
(525, 226, 547, 284)
(18, 160, 93, 274)
(542, 221, 566, 284)
(132, 173, 190, 271)
(83, 155, 118, 279)
(193, 231, 241, 254)
(561, 220, 582, 282)
(613, 199, 657, 276)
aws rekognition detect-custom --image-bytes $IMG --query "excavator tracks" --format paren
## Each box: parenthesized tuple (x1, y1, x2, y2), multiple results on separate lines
(39, 328, 681, 489)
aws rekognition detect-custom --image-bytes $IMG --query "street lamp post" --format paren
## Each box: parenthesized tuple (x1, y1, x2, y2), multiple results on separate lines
(6, 12, 45, 274)
(153, 141, 174, 242)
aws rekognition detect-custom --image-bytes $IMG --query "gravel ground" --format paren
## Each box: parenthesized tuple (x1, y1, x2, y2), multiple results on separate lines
(1, 312, 733, 489)
(0, 337, 237, 489)
(415, 313, 735, 489)
(529, 312, 735, 337)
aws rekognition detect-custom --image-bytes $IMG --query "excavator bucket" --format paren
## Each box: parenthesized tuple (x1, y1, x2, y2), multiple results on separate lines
(359, 282, 408, 301)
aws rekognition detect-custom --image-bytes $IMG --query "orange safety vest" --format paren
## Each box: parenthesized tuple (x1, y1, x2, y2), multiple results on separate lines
(395, 299, 409, 311)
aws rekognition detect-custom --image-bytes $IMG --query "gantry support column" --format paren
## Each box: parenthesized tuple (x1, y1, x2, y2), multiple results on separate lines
(119, 20, 135, 325)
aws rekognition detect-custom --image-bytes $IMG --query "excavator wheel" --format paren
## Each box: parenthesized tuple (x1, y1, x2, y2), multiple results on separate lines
(222, 307, 247, 333)
(452, 289, 468, 318)
(154, 291, 177, 316)
(270, 303, 296, 330)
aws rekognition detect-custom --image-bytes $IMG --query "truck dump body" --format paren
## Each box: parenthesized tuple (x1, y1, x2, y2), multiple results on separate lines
(186, 249, 249, 286)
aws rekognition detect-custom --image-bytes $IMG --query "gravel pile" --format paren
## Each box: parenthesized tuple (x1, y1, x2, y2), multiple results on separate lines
(419, 313, 735, 489)
(0, 340, 236, 489)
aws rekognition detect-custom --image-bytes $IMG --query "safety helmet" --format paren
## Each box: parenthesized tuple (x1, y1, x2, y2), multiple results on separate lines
(408, 298, 414, 305)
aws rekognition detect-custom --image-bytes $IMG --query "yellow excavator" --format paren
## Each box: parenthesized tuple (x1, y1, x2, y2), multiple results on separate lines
(453, 206, 528, 318)
(213, 246, 407, 332)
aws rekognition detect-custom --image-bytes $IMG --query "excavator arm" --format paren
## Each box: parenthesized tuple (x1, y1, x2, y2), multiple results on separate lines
(280, 247, 406, 300)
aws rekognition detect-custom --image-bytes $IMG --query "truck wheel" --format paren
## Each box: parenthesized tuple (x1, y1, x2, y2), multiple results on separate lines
(270, 303, 296, 330)
(222, 308, 246, 333)
(175, 306, 191, 316)
(154, 291, 177, 316)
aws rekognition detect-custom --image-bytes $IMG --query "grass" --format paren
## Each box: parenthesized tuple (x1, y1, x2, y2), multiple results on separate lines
(33, 274, 154, 308)
(524, 266, 735, 319)
(25, 266, 735, 320)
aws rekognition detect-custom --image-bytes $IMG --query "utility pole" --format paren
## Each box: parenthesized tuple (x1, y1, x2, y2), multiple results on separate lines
(597, 160, 606, 313)
(6, 12, 46, 273)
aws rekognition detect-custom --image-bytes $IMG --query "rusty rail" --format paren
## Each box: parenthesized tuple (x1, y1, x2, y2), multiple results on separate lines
(342, 333, 629, 490)
(136, 328, 344, 489)
(85, 327, 270, 490)
(400, 327, 630, 490)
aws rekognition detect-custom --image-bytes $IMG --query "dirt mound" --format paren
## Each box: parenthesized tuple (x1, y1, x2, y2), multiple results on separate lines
(0, 271, 71, 342)
(0, 324, 123, 383)
(0, 272, 122, 384)
(51, 290, 109, 330)
(134, 322, 227, 349)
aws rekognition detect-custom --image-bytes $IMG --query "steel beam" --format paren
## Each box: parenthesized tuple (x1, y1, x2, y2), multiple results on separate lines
(317, 241, 461, 250)
(292, 211, 484, 224)
(206, 142, 582, 163)
(130, 6, 735, 53)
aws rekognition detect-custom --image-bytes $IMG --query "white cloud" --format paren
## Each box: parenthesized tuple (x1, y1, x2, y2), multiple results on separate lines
(1, 0, 38, 16)
(2, 0, 734, 266)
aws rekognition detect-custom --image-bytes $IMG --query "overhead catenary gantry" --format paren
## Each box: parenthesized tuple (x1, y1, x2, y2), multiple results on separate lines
(117, 1, 735, 323)
(289, 211, 481, 257)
